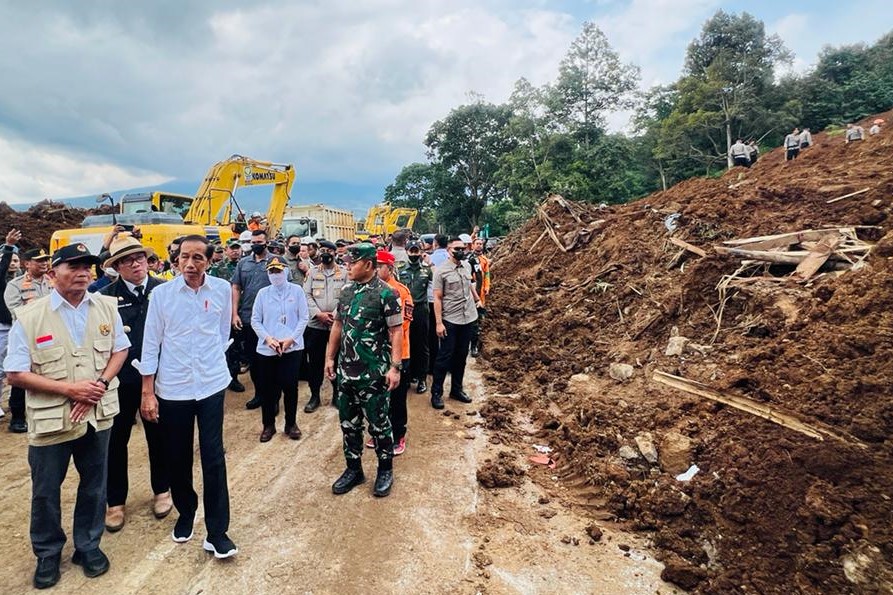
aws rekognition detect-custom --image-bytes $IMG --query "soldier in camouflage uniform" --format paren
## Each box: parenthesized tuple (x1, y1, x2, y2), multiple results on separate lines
(325, 243, 403, 498)
(209, 239, 246, 391)
(397, 241, 433, 393)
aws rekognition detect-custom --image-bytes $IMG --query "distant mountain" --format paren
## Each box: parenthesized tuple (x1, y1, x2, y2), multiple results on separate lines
(12, 179, 386, 219)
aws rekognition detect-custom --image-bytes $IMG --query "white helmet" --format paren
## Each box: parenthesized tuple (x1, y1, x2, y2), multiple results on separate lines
(251, 211, 263, 218)
(239, 230, 252, 242)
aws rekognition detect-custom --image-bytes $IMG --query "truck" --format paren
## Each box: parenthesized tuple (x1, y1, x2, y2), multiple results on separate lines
(50, 155, 295, 260)
(355, 204, 418, 240)
(279, 204, 356, 242)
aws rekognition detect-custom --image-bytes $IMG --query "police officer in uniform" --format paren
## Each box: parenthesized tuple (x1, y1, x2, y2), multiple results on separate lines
(397, 241, 432, 393)
(5, 247, 53, 433)
(325, 243, 403, 498)
(4, 243, 129, 589)
(99, 235, 171, 531)
(302, 240, 346, 412)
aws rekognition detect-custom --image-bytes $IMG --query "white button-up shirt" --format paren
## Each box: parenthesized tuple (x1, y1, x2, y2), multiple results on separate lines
(250, 282, 310, 357)
(4, 290, 130, 372)
(139, 274, 231, 400)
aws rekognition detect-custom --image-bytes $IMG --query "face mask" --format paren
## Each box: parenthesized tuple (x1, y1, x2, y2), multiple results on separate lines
(268, 271, 287, 287)
(320, 253, 334, 265)
(452, 249, 467, 261)
(287, 245, 300, 255)
(408, 254, 421, 263)
(251, 243, 267, 255)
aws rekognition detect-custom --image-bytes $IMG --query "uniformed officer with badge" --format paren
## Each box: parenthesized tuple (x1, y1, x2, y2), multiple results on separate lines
(324, 243, 403, 498)
(302, 240, 346, 412)
(4, 243, 130, 589)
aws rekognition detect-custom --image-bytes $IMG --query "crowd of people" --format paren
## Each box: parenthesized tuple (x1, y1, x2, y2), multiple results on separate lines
(0, 223, 492, 589)
(728, 118, 886, 169)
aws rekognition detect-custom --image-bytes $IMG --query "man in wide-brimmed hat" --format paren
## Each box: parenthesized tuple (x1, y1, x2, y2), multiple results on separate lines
(99, 235, 171, 533)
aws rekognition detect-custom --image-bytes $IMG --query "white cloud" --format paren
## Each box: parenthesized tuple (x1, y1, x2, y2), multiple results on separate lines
(769, 13, 811, 74)
(0, 134, 170, 205)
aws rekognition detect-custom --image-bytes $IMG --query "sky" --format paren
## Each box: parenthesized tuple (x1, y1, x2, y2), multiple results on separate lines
(0, 0, 890, 206)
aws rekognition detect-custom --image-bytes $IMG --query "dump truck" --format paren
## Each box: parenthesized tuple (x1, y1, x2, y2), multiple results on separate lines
(355, 204, 418, 240)
(279, 204, 356, 242)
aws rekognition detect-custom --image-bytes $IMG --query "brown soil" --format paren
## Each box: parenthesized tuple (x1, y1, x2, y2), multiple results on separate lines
(0, 200, 112, 251)
(483, 110, 893, 593)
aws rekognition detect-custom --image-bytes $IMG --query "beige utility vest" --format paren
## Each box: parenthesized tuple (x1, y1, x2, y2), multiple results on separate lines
(16, 294, 121, 447)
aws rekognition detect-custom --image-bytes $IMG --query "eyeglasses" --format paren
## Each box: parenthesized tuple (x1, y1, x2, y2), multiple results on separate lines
(118, 254, 147, 266)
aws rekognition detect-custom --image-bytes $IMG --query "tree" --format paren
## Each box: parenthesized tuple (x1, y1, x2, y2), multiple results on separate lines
(424, 101, 515, 229)
(382, 162, 451, 232)
(549, 22, 640, 146)
(667, 11, 792, 170)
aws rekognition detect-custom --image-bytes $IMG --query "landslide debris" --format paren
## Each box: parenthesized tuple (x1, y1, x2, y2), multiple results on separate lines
(483, 110, 893, 593)
(0, 200, 113, 251)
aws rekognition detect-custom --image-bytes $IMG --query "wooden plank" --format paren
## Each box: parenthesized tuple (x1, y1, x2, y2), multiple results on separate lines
(722, 228, 842, 247)
(826, 187, 870, 204)
(791, 235, 842, 282)
(670, 237, 707, 258)
(716, 245, 868, 264)
(651, 371, 861, 445)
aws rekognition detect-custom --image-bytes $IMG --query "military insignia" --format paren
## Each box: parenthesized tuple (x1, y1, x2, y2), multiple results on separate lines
(99, 323, 111, 336)
(39, 249, 47, 257)
(76, 244, 87, 252)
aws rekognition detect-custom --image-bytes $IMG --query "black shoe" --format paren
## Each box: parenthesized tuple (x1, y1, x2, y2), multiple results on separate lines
(9, 418, 27, 433)
(470, 345, 480, 358)
(416, 380, 428, 394)
(304, 396, 320, 413)
(431, 394, 444, 409)
(332, 468, 365, 495)
(171, 515, 194, 543)
(228, 379, 245, 392)
(33, 554, 61, 589)
(71, 548, 110, 578)
(449, 391, 472, 404)
(203, 533, 238, 559)
(245, 397, 262, 410)
(373, 469, 394, 497)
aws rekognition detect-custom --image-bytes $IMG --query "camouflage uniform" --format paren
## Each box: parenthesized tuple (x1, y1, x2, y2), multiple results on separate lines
(335, 275, 402, 470)
(209, 258, 239, 282)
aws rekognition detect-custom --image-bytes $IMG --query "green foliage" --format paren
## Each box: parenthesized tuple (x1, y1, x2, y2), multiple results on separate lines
(384, 13, 893, 237)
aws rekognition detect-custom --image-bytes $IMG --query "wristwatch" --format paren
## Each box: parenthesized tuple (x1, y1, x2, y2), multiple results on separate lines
(390, 361, 402, 371)
(97, 377, 110, 389)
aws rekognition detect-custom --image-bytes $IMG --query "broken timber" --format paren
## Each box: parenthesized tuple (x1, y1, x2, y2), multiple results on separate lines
(670, 237, 707, 258)
(791, 235, 842, 282)
(826, 187, 870, 204)
(652, 370, 863, 446)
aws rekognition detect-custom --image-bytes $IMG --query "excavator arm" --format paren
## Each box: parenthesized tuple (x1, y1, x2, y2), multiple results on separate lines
(187, 155, 295, 236)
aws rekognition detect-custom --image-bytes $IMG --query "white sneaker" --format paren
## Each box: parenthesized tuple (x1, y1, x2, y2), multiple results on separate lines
(0, 406, 5, 419)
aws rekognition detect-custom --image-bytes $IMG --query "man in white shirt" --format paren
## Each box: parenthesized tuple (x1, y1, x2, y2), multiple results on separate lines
(139, 235, 238, 559)
(250, 256, 309, 442)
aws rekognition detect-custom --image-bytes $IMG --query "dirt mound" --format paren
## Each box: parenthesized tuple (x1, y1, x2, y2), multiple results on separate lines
(483, 110, 893, 593)
(0, 200, 112, 251)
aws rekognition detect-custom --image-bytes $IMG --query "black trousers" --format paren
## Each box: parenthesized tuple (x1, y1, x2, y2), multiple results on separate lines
(9, 385, 25, 422)
(305, 327, 336, 400)
(257, 351, 301, 427)
(390, 359, 411, 441)
(409, 304, 429, 381)
(29, 426, 110, 558)
(732, 156, 750, 168)
(158, 391, 230, 538)
(786, 147, 800, 160)
(427, 303, 439, 375)
(107, 382, 169, 507)
(225, 327, 241, 380)
(239, 323, 260, 392)
(432, 320, 475, 397)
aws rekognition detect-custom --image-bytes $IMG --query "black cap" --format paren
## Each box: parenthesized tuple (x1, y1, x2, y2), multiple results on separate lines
(51, 243, 101, 267)
(318, 240, 336, 250)
(22, 248, 51, 261)
(335, 239, 349, 247)
(407, 240, 422, 251)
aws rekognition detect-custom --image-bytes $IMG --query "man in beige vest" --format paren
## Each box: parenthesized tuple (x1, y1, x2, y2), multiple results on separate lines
(4, 243, 129, 590)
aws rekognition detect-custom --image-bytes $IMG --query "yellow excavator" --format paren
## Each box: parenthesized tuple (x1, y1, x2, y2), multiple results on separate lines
(355, 204, 418, 240)
(50, 155, 295, 260)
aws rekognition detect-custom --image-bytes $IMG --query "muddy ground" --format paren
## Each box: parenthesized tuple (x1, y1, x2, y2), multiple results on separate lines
(0, 370, 680, 594)
(482, 111, 893, 593)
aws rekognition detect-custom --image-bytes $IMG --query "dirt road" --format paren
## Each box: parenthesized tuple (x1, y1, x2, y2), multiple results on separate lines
(0, 367, 677, 594)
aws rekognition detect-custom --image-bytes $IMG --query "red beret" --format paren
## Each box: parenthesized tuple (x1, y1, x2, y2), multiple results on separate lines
(376, 250, 395, 266)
